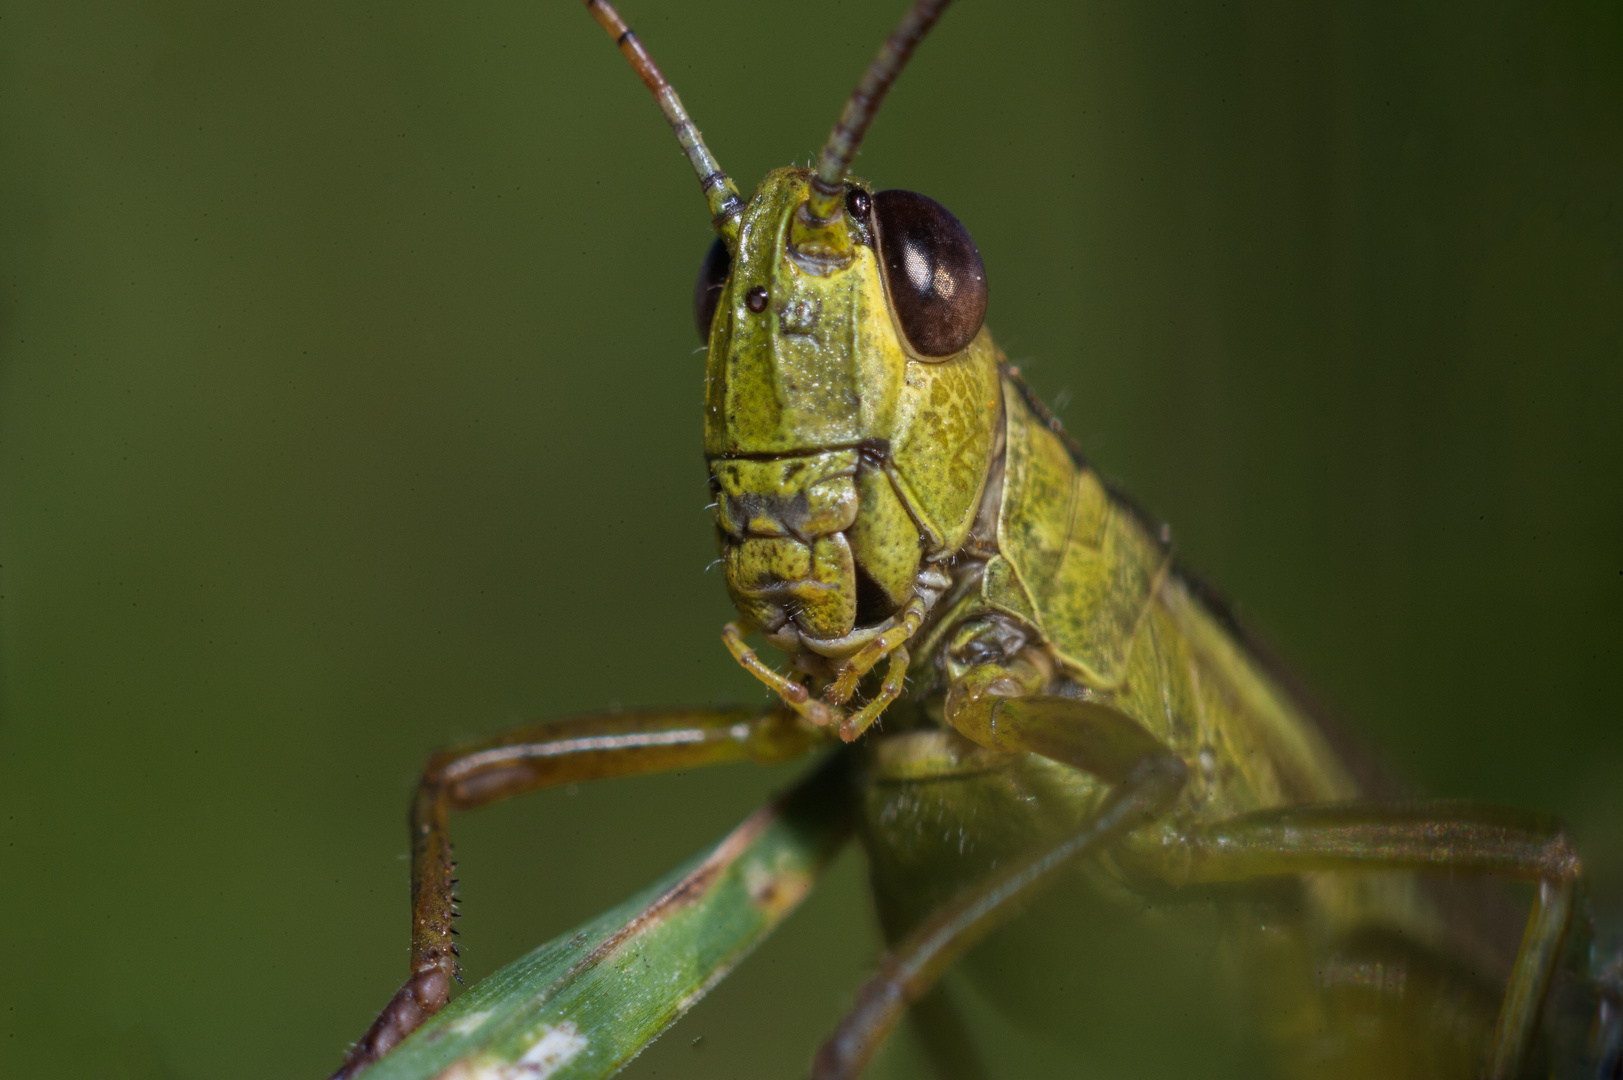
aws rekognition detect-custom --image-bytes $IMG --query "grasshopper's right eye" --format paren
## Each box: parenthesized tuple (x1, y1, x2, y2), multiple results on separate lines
(693, 236, 732, 343)
(873, 190, 988, 358)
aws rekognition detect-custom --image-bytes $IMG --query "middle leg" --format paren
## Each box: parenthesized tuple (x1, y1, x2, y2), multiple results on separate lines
(814, 694, 1190, 1079)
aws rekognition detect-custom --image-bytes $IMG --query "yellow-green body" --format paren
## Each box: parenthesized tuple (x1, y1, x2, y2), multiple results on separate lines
(860, 378, 1501, 1078)
(706, 169, 1509, 1077)
(704, 169, 1370, 827)
(921, 376, 1360, 819)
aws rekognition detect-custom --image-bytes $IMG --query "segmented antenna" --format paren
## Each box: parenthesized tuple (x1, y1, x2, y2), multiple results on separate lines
(584, 0, 744, 234)
(805, 0, 954, 224)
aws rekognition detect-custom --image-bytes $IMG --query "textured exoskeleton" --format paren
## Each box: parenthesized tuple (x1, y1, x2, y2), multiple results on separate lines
(702, 167, 1583, 1080)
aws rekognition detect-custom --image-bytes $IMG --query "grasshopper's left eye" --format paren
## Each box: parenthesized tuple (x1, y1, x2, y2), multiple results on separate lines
(693, 236, 732, 343)
(873, 190, 988, 357)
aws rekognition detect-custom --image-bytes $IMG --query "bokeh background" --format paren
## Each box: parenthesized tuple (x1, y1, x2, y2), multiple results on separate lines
(2, 1, 1619, 1077)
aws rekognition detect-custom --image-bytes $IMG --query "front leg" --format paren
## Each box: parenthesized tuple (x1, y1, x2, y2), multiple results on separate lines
(331, 704, 822, 1078)
(812, 674, 1190, 1079)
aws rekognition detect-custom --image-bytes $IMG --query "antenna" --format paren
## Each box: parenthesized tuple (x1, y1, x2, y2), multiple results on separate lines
(584, 0, 744, 237)
(805, 0, 954, 226)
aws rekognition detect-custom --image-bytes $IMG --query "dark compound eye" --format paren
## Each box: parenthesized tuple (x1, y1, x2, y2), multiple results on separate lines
(693, 236, 731, 344)
(872, 190, 988, 358)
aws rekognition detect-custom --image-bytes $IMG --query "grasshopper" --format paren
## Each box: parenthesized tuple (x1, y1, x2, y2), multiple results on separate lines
(332, 2, 1619, 1077)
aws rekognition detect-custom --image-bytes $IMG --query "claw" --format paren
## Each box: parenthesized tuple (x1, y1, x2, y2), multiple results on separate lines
(837, 644, 909, 742)
(827, 665, 863, 705)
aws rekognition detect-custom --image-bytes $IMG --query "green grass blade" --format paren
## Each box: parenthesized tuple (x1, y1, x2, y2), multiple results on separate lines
(362, 751, 854, 1080)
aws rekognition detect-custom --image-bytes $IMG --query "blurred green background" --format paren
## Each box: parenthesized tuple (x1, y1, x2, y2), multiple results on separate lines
(2, 0, 1619, 1077)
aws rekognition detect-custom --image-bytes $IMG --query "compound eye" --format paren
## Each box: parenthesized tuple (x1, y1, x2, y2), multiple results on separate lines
(693, 236, 732, 344)
(872, 190, 987, 357)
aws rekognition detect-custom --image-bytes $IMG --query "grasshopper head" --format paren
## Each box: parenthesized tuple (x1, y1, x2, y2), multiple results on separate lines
(588, 0, 988, 708)
(699, 168, 999, 658)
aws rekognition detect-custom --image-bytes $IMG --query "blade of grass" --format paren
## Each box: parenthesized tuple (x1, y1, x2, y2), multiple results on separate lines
(360, 749, 855, 1080)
